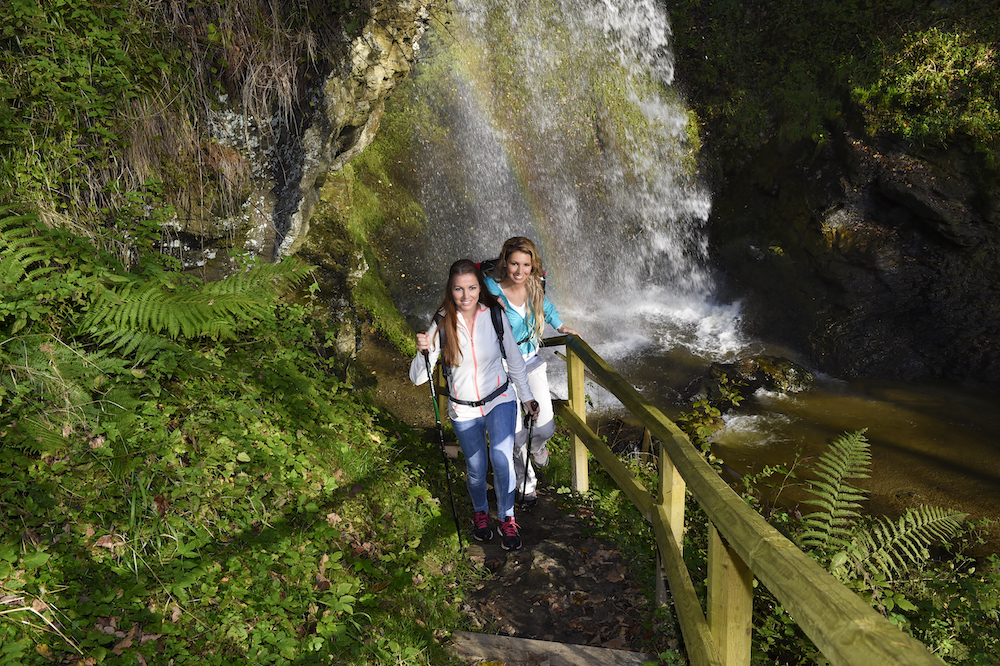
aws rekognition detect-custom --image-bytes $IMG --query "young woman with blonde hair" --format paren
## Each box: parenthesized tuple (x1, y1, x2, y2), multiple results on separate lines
(484, 237, 577, 506)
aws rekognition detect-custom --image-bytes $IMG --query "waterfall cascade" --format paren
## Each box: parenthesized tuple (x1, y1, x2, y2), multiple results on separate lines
(380, 0, 1000, 551)
(400, 0, 744, 369)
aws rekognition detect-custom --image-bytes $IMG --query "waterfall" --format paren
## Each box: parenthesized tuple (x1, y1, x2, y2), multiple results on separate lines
(401, 0, 745, 368)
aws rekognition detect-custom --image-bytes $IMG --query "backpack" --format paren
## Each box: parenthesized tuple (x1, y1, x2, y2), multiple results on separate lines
(432, 305, 509, 408)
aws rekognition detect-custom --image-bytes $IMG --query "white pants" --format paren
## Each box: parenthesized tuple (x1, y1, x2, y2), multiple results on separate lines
(513, 361, 556, 495)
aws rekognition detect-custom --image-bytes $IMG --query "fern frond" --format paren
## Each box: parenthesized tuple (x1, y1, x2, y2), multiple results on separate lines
(0, 211, 59, 290)
(841, 506, 966, 580)
(16, 417, 73, 455)
(83, 256, 314, 341)
(796, 430, 871, 553)
(92, 327, 183, 365)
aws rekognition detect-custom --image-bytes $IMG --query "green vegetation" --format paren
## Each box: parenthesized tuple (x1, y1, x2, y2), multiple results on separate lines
(0, 206, 477, 664)
(1, 0, 362, 230)
(666, 0, 1000, 169)
(683, 430, 1000, 664)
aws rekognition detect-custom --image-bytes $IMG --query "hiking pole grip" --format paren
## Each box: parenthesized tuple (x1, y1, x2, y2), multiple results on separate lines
(423, 349, 464, 551)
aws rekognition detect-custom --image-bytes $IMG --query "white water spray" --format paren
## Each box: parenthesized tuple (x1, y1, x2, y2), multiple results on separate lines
(406, 0, 745, 367)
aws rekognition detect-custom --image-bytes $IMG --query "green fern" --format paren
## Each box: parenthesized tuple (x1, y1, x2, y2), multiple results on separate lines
(82, 256, 314, 341)
(0, 209, 58, 291)
(797, 429, 871, 553)
(835, 506, 967, 580)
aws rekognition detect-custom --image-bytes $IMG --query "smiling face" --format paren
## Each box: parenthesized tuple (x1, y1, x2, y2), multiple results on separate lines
(505, 250, 533, 286)
(451, 272, 480, 317)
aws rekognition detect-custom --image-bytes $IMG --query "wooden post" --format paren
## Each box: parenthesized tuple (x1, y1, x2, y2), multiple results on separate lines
(642, 427, 652, 454)
(658, 440, 686, 551)
(707, 525, 753, 666)
(566, 343, 588, 493)
(655, 554, 668, 606)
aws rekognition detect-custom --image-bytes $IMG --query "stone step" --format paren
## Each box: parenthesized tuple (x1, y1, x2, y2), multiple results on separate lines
(450, 630, 654, 666)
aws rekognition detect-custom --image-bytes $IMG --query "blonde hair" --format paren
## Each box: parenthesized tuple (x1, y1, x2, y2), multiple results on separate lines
(492, 236, 545, 343)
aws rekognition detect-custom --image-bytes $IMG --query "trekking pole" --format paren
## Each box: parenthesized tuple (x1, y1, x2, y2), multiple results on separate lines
(423, 351, 464, 551)
(520, 408, 534, 510)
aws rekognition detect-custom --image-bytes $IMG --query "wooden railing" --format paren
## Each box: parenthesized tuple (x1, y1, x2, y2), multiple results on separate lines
(544, 334, 943, 666)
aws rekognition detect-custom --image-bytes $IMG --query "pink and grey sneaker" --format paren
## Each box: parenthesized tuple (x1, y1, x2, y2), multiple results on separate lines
(471, 511, 493, 542)
(498, 516, 522, 551)
(530, 441, 549, 468)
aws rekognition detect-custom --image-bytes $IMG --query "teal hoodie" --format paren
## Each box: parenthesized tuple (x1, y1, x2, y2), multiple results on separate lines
(484, 275, 564, 358)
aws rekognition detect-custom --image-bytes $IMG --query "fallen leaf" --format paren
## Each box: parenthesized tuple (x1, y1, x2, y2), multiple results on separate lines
(94, 535, 121, 549)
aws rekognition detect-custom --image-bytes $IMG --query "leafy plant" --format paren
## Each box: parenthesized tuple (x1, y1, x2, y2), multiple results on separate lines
(0, 203, 479, 664)
(676, 372, 743, 463)
(796, 429, 872, 555)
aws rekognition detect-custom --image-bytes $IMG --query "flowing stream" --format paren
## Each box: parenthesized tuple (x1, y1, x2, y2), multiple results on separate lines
(388, 0, 1000, 551)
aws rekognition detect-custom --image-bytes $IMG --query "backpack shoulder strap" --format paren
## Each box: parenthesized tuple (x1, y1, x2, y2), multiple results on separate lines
(490, 304, 506, 360)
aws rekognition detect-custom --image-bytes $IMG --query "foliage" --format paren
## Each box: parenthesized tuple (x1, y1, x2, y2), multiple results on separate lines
(0, 0, 168, 205)
(676, 373, 743, 464)
(715, 430, 994, 663)
(852, 27, 1000, 164)
(0, 209, 474, 664)
(666, 0, 1000, 168)
(796, 429, 872, 555)
(0, 0, 365, 229)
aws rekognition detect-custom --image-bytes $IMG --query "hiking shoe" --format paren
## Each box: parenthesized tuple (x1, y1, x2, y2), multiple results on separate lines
(498, 516, 522, 551)
(471, 511, 493, 542)
(530, 441, 549, 468)
(516, 491, 538, 508)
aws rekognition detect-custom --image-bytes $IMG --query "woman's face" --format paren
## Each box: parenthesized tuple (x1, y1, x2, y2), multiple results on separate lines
(451, 273, 480, 316)
(505, 250, 533, 286)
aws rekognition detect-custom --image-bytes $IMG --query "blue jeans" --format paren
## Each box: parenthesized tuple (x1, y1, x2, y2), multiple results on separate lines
(452, 400, 517, 520)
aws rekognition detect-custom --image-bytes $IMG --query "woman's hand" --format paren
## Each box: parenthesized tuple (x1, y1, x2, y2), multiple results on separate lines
(557, 324, 578, 336)
(524, 400, 539, 420)
(416, 331, 431, 353)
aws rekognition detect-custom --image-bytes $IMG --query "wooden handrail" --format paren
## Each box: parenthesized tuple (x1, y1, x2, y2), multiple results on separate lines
(546, 334, 943, 666)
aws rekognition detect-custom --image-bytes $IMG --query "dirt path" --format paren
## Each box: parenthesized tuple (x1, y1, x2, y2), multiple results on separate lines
(358, 336, 659, 658)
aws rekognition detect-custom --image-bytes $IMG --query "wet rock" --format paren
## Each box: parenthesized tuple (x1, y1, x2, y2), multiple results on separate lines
(710, 127, 1000, 384)
(710, 355, 815, 394)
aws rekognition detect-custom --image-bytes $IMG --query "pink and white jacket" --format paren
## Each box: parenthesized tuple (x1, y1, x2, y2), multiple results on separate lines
(409, 304, 534, 422)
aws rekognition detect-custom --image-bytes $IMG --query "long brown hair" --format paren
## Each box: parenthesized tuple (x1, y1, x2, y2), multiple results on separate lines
(491, 236, 546, 342)
(435, 259, 501, 367)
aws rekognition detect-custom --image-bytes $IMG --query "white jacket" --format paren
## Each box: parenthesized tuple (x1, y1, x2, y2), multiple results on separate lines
(409, 304, 534, 422)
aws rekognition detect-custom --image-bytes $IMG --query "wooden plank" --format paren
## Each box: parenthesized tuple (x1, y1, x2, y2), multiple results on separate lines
(708, 525, 753, 666)
(651, 505, 723, 666)
(554, 403, 653, 517)
(566, 344, 589, 493)
(556, 335, 944, 666)
(451, 631, 652, 665)
(658, 447, 685, 549)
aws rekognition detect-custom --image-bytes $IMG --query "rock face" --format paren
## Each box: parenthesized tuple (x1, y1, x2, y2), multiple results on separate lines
(711, 128, 1000, 383)
(169, 0, 432, 269)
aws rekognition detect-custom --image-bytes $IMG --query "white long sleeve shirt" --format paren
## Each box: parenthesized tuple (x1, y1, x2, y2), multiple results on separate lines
(409, 304, 534, 422)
